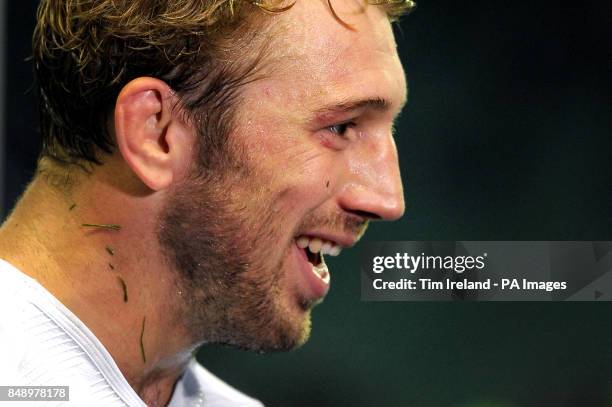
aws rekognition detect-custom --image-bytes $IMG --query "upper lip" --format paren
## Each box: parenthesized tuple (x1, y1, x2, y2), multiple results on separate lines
(295, 231, 359, 249)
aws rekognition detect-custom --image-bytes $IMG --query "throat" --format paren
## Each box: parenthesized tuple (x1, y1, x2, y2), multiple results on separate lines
(137, 369, 183, 407)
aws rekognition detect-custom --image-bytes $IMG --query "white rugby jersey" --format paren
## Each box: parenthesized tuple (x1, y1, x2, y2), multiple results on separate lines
(0, 259, 263, 407)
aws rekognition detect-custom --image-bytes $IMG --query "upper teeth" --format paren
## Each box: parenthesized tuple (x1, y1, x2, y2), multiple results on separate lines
(296, 236, 342, 256)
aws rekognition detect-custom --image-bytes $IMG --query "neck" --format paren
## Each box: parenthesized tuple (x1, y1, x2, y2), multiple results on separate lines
(0, 163, 194, 406)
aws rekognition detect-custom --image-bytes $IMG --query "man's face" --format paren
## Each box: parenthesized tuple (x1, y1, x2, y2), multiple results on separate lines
(159, 0, 407, 351)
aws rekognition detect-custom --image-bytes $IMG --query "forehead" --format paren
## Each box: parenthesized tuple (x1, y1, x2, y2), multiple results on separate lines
(281, 1, 398, 66)
(251, 0, 407, 115)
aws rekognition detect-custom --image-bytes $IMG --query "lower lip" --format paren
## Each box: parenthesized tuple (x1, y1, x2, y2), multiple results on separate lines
(293, 242, 330, 302)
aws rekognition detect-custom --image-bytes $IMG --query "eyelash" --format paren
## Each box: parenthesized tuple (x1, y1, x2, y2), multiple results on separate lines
(327, 121, 356, 138)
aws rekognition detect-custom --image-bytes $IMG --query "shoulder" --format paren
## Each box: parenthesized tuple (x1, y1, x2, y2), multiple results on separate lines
(0, 266, 29, 383)
(0, 303, 28, 384)
(169, 359, 264, 407)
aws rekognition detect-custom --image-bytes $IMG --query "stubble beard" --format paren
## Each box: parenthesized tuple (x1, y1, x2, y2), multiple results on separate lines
(157, 169, 311, 353)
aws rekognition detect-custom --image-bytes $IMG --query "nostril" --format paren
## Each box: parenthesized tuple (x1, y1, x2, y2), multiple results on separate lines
(345, 209, 381, 220)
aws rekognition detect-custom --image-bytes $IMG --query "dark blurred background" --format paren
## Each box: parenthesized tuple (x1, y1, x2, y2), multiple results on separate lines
(2, 1, 612, 406)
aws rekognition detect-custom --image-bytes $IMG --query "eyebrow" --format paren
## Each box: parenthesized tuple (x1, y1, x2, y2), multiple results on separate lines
(314, 97, 391, 117)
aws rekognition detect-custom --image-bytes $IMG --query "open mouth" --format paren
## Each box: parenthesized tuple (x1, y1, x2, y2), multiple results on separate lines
(295, 236, 342, 285)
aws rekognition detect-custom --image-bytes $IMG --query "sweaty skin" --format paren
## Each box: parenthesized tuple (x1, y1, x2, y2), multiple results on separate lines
(0, 1, 407, 406)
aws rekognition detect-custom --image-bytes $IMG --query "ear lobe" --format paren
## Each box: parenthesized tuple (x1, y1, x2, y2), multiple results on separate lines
(114, 77, 193, 191)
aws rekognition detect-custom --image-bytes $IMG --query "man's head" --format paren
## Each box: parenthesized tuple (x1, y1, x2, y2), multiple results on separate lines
(33, 0, 412, 352)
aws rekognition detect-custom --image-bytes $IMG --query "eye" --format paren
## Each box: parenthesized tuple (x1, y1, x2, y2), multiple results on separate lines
(327, 121, 355, 138)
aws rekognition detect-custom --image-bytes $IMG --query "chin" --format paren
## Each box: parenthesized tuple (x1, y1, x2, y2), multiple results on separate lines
(257, 307, 314, 353)
(261, 307, 313, 353)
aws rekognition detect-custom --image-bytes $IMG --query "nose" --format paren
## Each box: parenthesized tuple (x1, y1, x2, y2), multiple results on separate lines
(337, 133, 405, 221)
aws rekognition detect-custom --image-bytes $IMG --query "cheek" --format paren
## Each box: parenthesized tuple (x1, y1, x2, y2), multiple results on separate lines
(237, 117, 343, 212)
(266, 176, 329, 220)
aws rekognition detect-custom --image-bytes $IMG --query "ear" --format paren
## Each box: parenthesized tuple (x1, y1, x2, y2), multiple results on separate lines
(114, 77, 194, 191)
